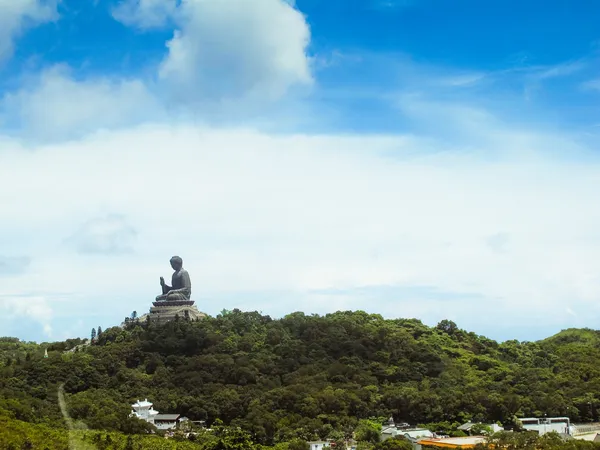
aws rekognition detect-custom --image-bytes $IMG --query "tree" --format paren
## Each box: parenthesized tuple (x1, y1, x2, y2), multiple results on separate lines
(124, 435, 134, 450)
(355, 419, 382, 444)
(97, 326, 102, 337)
(469, 424, 492, 435)
(483, 431, 545, 450)
(203, 419, 255, 450)
(90, 328, 96, 342)
(436, 320, 458, 335)
(288, 438, 310, 450)
(131, 311, 137, 321)
(373, 437, 413, 450)
(5, 310, 600, 449)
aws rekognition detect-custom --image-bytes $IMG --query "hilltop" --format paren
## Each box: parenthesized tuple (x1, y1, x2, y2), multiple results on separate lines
(1, 311, 600, 447)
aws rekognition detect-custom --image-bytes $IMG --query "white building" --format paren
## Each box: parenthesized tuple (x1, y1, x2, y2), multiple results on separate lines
(458, 422, 504, 434)
(381, 426, 434, 441)
(131, 399, 159, 425)
(403, 429, 435, 440)
(520, 417, 574, 435)
(154, 414, 183, 430)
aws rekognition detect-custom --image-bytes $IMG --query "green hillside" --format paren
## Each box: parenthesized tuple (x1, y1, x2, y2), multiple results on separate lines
(542, 328, 600, 347)
(2, 311, 600, 449)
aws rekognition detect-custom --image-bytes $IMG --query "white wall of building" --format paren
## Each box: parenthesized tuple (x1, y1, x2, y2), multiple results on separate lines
(307, 443, 328, 450)
(155, 421, 178, 430)
(521, 418, 572, 435)
(131, 399, 159, 425)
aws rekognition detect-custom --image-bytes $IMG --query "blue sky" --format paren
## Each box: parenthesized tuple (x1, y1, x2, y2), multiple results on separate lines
(1, 0, 600, 344)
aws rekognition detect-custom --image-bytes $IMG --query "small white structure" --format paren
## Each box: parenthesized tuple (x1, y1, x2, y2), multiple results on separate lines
(403, 429, 434, 440)
(131, 399, 159, 425)
(458, 422, 504, 434)
(382, 426, 433, 441)
(572, 424, 600, 438)
(307, 441, 356, 450)
(489, 424, 504, 433)
(381, 425, 399, 441)
(520, 417, 574, 435)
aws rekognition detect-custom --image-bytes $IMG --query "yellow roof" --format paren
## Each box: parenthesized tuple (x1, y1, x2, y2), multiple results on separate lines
(419, 436, 486, 448)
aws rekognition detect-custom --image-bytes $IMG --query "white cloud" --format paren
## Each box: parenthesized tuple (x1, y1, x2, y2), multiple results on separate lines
(66, 214, 137, 255)
(2, 0, 600, 342)
(4, 0, 314, 140)
(1, 66, 160, 140)
(1, 115, 600, 340)
(112, 0, 179, 29)
(0, 295, 54, 337)
(583, 79, 600, 91)
(532, 60, 586, 81)
(374, 0, 414, 10)
(0, 0, 58, 62)
(435, 73, 486, 87)
(0, 256, 31, 276)
(157, 0, 312, 103)
(485, 233, 510, 254)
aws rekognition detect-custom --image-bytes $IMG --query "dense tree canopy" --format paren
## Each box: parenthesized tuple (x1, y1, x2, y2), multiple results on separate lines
(2, 311, 600, 448)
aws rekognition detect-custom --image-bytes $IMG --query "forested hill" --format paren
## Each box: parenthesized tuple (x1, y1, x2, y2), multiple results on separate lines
(2, 310, 600, 446)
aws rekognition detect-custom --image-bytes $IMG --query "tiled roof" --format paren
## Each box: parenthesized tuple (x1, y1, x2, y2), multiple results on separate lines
(154, 414, 181, 421)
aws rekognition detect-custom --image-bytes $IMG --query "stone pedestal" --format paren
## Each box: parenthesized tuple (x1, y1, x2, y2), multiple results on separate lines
(146, 299, 206, 324)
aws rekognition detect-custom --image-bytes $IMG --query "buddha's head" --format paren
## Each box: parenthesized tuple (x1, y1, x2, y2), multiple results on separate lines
(170, 256, 183, 271)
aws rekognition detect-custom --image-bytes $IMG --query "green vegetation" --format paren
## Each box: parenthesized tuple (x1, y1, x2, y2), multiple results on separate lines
(2, 311, 600, 449)
(475, 431, 600, 450)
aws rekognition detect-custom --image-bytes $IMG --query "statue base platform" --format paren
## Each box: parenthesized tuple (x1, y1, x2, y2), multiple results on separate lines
(152, 299, 195, 307)
(144, 300, 206, 324)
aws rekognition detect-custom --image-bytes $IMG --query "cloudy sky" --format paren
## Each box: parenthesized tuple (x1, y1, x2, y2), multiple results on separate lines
(1, 0, 600, 343)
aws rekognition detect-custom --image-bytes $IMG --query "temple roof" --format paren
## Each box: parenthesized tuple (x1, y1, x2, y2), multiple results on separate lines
(155, 414, 181, 421)
(132, 398, 153, 408)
